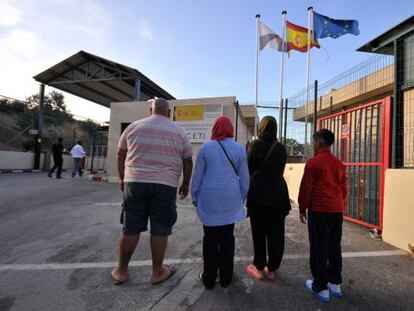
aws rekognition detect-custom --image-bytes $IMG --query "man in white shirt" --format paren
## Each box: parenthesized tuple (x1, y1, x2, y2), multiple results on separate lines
(70, 140, 86, 178)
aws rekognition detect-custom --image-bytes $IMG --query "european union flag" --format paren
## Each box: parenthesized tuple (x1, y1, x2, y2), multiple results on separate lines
(313, 11, 360, 39)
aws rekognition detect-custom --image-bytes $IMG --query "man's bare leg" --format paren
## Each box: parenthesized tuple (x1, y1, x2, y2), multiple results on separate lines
(112, 234, 140, 282)
(150, 235, 171, 283)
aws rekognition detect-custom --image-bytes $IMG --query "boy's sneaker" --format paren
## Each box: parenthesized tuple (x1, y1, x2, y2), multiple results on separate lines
(305, 280, 330, 303)
(327, 282, 343, 297)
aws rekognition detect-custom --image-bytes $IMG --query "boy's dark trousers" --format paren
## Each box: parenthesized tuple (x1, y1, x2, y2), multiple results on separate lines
(308, 211, 343, 292)
(202, 224, 235, 288)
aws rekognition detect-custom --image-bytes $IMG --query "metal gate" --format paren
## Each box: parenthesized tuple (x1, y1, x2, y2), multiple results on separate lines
(318, 97, 391, 230)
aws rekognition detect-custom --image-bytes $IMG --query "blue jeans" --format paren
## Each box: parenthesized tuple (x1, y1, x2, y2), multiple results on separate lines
(72, 158, 83, 177)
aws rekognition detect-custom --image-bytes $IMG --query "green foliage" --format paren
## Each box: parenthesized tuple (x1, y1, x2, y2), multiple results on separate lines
(1, 91, 102, 152)
(23, 91, 73, 127)
(0, 98, 28, 113)
(78, 119, 101, 137)
(285, 138, 304, 156)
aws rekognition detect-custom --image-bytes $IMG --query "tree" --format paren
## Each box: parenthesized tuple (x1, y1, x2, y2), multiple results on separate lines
(0, 98, 27, 113)
(285, 138, 304, 156)
(20, 91, 73, 128)
(78, 119, 101, 137)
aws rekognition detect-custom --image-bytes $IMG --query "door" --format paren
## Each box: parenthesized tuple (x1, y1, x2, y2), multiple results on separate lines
(318, 97, 391, 230)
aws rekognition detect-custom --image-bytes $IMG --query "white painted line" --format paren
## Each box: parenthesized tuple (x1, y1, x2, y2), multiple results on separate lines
(341, 250, 407, 258)
(0, 250, 407, 272)
(94, 203, 195, 208)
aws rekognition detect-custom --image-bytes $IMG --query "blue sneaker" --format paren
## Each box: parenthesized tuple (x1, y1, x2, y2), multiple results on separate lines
(327, 282, 343, 297)
(305, 280, 330, 303)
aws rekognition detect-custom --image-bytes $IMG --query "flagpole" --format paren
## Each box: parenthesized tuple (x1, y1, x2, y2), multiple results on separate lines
(304, 6, 313, 159)
(278, 11, 287, 141)
(254, 14, 261, 139)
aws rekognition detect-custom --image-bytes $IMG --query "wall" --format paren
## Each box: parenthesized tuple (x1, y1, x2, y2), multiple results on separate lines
(382, 169, 414, 252)
(59, 155, 73, 170)
(0, 151, 106, 171)
(236, 106, 249, 148)
(106, 96, 251, 179)
(283, 163, 305, 204)
(0, 151, 45, 170)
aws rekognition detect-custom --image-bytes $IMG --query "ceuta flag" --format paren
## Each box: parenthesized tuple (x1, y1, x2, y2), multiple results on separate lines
(286, 21, 320, 52)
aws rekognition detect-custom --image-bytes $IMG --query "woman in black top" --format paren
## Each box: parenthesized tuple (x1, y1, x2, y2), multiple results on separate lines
(246, 116, 291, 280)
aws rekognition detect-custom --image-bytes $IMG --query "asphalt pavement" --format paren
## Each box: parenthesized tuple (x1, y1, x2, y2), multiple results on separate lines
(0, 172, 413, 311)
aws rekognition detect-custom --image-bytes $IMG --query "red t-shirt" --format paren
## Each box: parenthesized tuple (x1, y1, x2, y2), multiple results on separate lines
(298, 149, 347, 214)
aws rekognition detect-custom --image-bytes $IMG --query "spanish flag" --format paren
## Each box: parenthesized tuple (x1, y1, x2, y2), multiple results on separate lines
(286, 21, 320, 52)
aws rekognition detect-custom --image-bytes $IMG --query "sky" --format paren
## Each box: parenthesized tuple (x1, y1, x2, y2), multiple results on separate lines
(0, 0, 412, 122)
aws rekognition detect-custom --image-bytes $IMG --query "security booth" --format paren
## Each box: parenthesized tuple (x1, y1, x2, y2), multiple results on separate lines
(33, 50, 176, 170)
(33, 50, 257, 180)
(105, 97, 256, 181)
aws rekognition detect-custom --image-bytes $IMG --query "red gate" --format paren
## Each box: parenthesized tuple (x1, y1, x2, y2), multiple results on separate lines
(318, 97, 391, 230)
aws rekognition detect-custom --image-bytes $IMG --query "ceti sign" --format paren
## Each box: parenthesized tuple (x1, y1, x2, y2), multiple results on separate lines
(173, 104, 223, 143)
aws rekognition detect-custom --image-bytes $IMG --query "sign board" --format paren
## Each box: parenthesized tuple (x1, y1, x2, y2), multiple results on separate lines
(173, 104, 223, 143)
(174, 105, 204, 121)
(341, 124, 350, 139)
(29, 129, 38, 135)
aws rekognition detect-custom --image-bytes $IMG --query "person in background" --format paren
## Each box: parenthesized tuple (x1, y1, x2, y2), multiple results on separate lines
(111, 98, 193, 286)
(70, 140, 86, 178)
(48, 137, 64, 179)
(298, 129, 347, 303)
(246, 116, 291, 281)
(191, 116, 249, 290)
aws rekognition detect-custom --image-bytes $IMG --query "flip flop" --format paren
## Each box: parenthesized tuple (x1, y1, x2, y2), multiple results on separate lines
(111, 269, 128, 286)
(152, 265, 177, 285)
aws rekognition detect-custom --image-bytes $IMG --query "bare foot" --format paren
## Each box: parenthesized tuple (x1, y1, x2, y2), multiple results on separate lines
(264, 267, 276, 281)
(111, 268, 128, 285)
(151, 265, 176, 285)
(246, 264, 265, 280)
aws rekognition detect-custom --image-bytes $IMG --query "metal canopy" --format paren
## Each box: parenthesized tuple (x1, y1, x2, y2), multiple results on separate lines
(33, 50, 175, 107)
(357, 15, 414, 55)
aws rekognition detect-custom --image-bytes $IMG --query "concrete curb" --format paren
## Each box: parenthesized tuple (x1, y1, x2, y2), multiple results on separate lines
(0, 169, 105, 174)
(0, 169, 43, 174)
(87, 174, 110, 182)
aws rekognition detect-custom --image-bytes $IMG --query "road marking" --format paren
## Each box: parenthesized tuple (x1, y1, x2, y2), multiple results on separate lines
(0, 250, 406, 272)
(94, 203, 194, 208)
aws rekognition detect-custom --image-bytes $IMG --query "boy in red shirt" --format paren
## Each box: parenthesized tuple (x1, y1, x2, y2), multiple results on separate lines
(298, 129, 347, 303)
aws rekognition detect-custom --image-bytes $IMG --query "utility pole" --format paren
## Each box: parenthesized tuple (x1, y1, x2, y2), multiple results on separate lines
(34, 84, 45, 169)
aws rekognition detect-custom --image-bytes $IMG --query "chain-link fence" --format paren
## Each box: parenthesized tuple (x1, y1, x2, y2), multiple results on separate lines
(250, 52, 396, 161)
(395, 30, 414, 168)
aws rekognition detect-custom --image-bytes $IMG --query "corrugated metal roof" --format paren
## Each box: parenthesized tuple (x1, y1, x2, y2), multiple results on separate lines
(357, 15, 414, 55)
(33, 50, 175, 107)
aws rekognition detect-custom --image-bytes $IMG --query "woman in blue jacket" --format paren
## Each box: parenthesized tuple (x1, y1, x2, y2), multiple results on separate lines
(191, 116, 249, 289)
